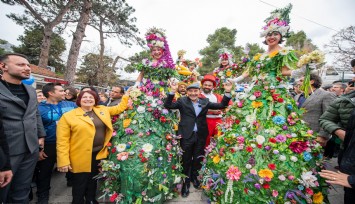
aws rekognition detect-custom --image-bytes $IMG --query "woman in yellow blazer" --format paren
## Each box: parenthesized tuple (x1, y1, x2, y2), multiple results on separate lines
(56, 90, 128, 204)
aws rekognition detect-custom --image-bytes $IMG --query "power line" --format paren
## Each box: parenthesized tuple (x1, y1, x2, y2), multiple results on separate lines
(259, 0, 339, 32)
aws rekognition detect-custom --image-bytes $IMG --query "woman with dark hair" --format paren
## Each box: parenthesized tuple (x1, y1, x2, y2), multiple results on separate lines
(56, 90, 128, 204)
(202, 4, 328, 203)
(64, 87, 77, 102)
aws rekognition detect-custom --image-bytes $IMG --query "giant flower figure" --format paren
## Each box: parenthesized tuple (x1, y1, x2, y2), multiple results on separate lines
(201, 9, 328, 202)
(97, 28, 183, 204)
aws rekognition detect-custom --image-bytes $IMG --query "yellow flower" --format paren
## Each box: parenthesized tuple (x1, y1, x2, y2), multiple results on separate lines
(123, 119, 131, 128)
(213, 155, 221, 164)
(251, 101, 263, 108)
(253, 53, 262, 61)
(226, 70, 232, 77)
(258, 169, 274, 178)
(269, 50, 279, 58)
(173, 123, 178, 131)
(312, 192, 324, 204)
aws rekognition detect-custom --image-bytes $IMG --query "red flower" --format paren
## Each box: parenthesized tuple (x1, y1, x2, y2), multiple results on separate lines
(246, 146, 253, 153)
(305, 188, 314, 195)
(269, 138, 277, 143)
(111, 148, 116, 153)
(172, 165, 177, 170)
(277, 98, 284, 103)
(230, 148, 236, 153)
(263, 183, 270, 189)
(160, 116, 167, 123)
(244, 188, 249, 194)
(147, 107, 153, 112)
(257, 144, 262, 149)
(289, 141, 308, 154)
(106, 142, 112, 147)
(276, 77, 282, 82)
(141, 157, 148, 163)
(271, 111, 276, 116)
(109, 193, 118, 202)
(272, 94, 280, 101)
(235, 119, 240, 124)
(268, 163, 276, 170)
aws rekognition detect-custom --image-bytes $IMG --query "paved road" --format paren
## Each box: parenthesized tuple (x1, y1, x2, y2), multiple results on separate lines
(30, 158, 343, 203)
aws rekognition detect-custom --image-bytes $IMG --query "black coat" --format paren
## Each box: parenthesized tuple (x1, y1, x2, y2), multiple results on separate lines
(340, 108, 355, 188)
(164, 94, 231, 140)
(0, 111, 11, 171)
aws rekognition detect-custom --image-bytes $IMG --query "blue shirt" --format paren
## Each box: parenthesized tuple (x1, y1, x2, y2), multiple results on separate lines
(191, 100, 202, 131)
(38, 101, 77, 144)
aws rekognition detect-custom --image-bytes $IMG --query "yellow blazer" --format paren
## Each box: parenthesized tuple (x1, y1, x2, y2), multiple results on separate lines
(56, 95, 128, 173)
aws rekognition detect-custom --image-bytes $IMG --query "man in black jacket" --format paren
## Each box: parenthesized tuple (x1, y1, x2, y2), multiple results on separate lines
(0, 111, 13, 188)
(164, 81, 232, 197)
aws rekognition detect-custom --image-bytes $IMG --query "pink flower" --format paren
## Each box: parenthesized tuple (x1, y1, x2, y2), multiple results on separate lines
(307, 130, 314, 135)
(226, 165, 242, 181)
(237, 101, 243, 108)
(237, 136, 245, 143)
(250, 169, 257, 175)
(288, 175, 295, 180)
(254, 91, 262, 98)
(272, 190, 279, 197)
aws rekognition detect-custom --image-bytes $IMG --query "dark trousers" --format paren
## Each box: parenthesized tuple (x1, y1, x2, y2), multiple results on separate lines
(35, 143, 56, 200)
(344, 187, 355, 204)
(180, 131, 205, 183)
(72, 152, 100, 204)
(0, 149, 39, 203)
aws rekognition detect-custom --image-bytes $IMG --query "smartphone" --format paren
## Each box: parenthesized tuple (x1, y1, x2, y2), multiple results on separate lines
(348, 81, 355, 87)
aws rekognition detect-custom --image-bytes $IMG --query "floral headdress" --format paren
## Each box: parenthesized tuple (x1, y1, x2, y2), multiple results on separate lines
(217, 48, 234, 66)
(145, 27, 175, 69)
(260, 4, 292, 38)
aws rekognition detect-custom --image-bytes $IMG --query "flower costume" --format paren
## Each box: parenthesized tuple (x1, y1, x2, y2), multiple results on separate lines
(201, 4, 328, 204)
(99, 28, 183, 204)
(212, 48, 248, 94)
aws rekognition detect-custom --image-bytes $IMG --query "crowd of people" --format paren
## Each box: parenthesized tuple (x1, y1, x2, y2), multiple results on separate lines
(1, 3, 355, 204)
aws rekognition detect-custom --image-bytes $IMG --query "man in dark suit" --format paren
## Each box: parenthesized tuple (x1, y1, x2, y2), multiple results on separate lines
(0, 53, 46, 203)
(164, 81, 232, 197)
(107, 86, 124, 106)
(0, 111, 13, 189)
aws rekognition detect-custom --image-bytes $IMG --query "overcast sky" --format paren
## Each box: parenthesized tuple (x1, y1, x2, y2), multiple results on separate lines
(0, 0, 354, 80)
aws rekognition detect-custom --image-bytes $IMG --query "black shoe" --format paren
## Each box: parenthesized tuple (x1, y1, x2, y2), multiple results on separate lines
(192, 179, 201, 189)
(181, 183, 190, 198)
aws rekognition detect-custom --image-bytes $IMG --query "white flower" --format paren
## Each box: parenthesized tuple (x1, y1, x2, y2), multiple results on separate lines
(145, 96, 153, 101)
(151, 102, 157, 108)
(290, 156, 298, 162)
(246, 164, 252, 169)
(132, 120, 137, 124)
(246, 115, 255, 123)
(116, 144, 126, 152)
(174, 176, 181, 184)
(156, 41, 164, 48)
(278, 175, 286, 181)
(137, 106, 146, 114)
(251, 144, 256, 148)
(142, 143, 154, 153)
(249, 95, 256, 101)
(269, 128, 277, 136)
(279, 155, 286, 161)
(241, 127, 247, 132)
(299, 171, 318, 188)
(260, 53, 268, 61)
(218, 72, 224, 76)
(255, 135, 265, 145)
(291, 133, 297, 137)
(156, 33, 162, 38)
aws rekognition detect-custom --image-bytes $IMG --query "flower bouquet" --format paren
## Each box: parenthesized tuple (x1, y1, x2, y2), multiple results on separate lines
(297, 50, 325, 97)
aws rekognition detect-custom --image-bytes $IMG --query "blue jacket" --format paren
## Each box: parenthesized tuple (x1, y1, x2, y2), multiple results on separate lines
(38, 101, 77, 144)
